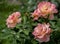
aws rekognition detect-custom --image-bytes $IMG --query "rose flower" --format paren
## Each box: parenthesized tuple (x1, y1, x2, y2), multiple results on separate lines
(6, 12, 21, 28)
(32, 23, 52, 42)
(32, 1, 58, 20)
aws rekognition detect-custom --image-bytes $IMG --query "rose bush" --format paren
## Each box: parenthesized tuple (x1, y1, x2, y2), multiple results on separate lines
(0, 0, 60, 44)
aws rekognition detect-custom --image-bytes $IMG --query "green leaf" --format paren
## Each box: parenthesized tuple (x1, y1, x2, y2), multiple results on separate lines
(23, 29, 30, 35)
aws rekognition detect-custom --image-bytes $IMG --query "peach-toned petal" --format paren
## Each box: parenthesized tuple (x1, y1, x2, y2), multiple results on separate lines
(49, 14, 54, 20)
(17, 18, 22, 23)
(40, 35, 50, 42)
(33, 17, 39, 20)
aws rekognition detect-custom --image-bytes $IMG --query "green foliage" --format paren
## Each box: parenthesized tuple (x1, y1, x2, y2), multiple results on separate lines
(0, 0, 60, 44)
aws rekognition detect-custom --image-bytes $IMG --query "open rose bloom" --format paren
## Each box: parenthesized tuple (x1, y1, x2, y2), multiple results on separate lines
(32, 23, 52, 42)
(32, 1, 58, 20)
(6, 12, 21, 28)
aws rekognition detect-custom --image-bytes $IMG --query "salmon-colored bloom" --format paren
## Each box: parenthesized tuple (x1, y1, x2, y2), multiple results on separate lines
(6, 12, 21, 28)
(32, 1, 58, 20)
(32, 9, 41, 20)
(32, 23, 52, 42)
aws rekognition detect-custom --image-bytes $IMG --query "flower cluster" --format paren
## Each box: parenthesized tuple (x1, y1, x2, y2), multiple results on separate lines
(32, 1, 58, 20)
(6, 12, 21, 28)
(32, 1, 58, 42)
(6, 1, 58, 43)
(32, 23, 52, 42)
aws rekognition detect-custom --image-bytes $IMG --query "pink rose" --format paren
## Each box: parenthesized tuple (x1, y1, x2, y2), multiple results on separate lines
(32, 1, 58, 20)
(32, 9, 41, 20)
(32, 23, 52, 42)
(6, 12, 21, 28)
